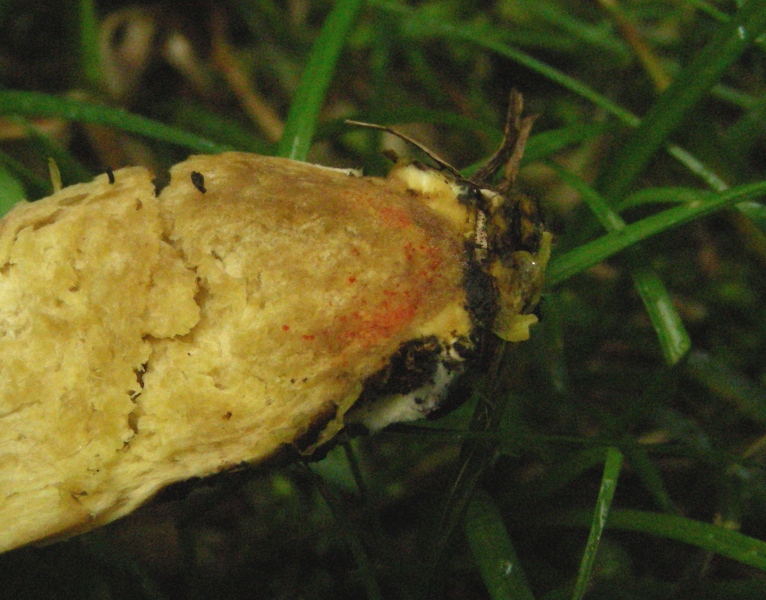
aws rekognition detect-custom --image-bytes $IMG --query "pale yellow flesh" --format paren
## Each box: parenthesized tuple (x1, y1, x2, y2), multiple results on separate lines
(0, 153, 474, 553)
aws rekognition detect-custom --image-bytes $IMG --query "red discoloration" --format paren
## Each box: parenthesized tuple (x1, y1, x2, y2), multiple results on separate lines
(337, 297, 419, 348)
(330, 235, 452, 350)
(308, 200, 456, 358)
(282, 325, 290, 331)
(377, 206, 412, 229)
(362, 300, 418, 341)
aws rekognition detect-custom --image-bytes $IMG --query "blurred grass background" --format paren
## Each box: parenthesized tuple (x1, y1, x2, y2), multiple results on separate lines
(1, 0, 766, 598)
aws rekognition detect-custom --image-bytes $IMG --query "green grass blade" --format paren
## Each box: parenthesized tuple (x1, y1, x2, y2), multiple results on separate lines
(571, 447, 623, 600)
(373, 0, 737, 196)
(621, 444, 677, 515)
(168, 101, 273, 155)
(276, 0, 364, 160)
(712, 82, 760, 111)
(518, 447, 608, 499)
(547, 162, 691, 364)
(461, 123, 609, 178)
(684, 0, 731, 22)
(419, 344, 520, 597)
(465, 489, 536, 600)
(306, 463, 384, 600)
(338, 114, 606, 175)
(331, 107, 501, 138)
(546, 508, 766, 573)
(523, 123, 610, 163)
(686, 349, 766, 425)
(0, 163, 25, 217)
(618, 187, 712, 211)
(607, 510, 766, 571)
(598, 0, 766, 201)
(0, 91, 232, 154)
(524, 0, 629, 59)
(537, 1, 766, 364)
(630, 265, 690, 366)
(725, 96, 766, 159)
(684, 0, 766, 53)
(372, 0, 637, 127)
(617, 184, 766, 241)
(78, 0, 101, 89)
(0, 147, 50, 199)
(736, 201, 766, 232)
(547, 180, 766, 287)
(15, 117, 92, 185)
(547, 160, 625, 232)
(665, 143, 730, 192)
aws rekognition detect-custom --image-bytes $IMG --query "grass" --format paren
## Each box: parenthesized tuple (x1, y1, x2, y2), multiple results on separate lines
(1, 0, 766, 598)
